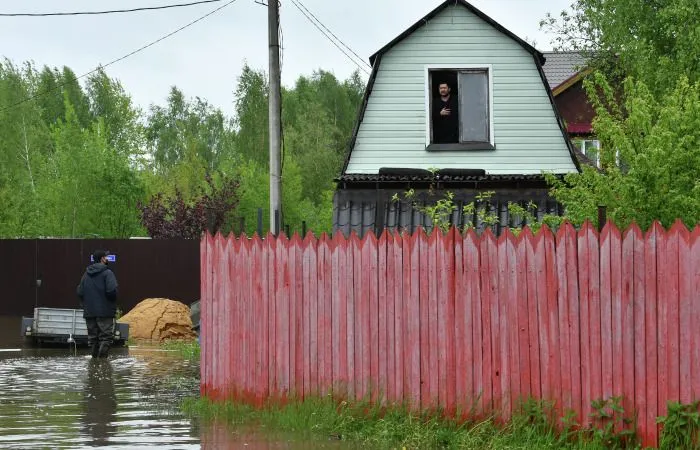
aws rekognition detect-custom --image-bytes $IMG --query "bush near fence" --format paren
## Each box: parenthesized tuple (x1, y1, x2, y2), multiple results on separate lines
(200, 220, 700, 448)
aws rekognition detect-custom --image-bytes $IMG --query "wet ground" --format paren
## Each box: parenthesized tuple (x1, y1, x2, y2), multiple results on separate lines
(0, 316, 356, 449)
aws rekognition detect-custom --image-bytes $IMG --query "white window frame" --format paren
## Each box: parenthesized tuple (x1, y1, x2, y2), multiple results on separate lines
(424, 64, 494, 147)
(578, 138, 601, 167)
(574, 139, 623, 168)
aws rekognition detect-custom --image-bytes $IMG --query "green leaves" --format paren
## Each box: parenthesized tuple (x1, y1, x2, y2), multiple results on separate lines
(545, 75, 700, 230)
(540, 0, 700, 229)
(658, 401, 700, 450)
(0, 57, 363, 238)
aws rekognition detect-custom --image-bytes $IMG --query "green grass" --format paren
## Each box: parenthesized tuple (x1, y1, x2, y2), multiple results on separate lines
(181, 395, 640, 449)
(161, 340, 200, 361)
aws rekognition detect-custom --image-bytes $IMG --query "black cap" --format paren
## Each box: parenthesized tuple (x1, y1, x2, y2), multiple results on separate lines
(92, 249, 110, 262)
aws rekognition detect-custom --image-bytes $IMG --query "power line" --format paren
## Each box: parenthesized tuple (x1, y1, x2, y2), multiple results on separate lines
(0, 0, 238, 114)
(0, 0, 223, 17)
(289, 0, 371, 76)
(293, 0, 370, 70)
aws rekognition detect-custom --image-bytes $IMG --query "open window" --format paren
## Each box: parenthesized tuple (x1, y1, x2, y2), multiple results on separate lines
(425, 65, 494, 151)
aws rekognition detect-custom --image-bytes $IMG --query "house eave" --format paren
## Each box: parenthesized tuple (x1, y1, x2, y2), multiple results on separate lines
(552, 67, 594, 97)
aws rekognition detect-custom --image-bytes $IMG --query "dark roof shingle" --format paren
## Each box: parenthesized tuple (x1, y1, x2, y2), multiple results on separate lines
(542, 51, 587, 88)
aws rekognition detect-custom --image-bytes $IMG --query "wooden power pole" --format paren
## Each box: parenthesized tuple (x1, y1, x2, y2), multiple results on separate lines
(268, 0, 282, 234)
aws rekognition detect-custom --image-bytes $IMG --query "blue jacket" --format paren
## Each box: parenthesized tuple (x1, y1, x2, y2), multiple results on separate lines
(77, 263, 118, 318)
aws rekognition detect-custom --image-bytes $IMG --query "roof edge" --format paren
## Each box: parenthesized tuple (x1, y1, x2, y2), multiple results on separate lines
(532, 53, 582, 173)
(368, 0, 544, 66)
(340, 54, 382, 175)
(552, 67, 593, 96)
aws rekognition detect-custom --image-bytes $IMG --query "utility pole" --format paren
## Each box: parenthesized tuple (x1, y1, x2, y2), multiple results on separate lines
(268, 0, 282, 234)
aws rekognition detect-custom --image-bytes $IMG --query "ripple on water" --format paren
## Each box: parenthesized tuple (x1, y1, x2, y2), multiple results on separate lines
(0, 348, 361, 449)
(0, 349, 201, 449)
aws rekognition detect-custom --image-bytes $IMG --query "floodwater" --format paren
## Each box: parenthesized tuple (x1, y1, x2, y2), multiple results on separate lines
(0, 316, 356, 449)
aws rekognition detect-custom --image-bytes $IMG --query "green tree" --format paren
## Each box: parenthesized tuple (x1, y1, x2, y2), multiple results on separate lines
(233, 64, 269, 167)
(541, 0, 700, 95)
(40, 102, 144, 237)
(36, 66, 66, 128)
(546, 74, 700, 229)
(0, 60, 49, 236)
(146, 86, 234, 176)
(85, 67, 144, 162)
(281, 69, 363, 204)
(0, 56, 364, 238)
(540, 0, 700, 228)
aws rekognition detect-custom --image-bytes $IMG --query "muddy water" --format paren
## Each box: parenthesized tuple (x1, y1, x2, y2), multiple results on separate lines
(0, 317, 356, 449)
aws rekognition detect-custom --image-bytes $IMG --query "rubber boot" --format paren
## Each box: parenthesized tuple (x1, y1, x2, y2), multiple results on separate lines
(90, 343, 99, 358)
(97, 342, 110, 358)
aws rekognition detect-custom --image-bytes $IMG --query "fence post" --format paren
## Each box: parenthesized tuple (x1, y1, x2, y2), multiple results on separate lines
(274, 209, 280, 236)
(239, 217, 245, 235)
(285, 224, 290, 237)
(302, 221, 307, 237)
(257, 208, 263, 236)
(597, 205, 607, 232)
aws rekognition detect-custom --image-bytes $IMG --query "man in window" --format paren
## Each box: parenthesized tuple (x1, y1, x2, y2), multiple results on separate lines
(432, 81, 459, 143)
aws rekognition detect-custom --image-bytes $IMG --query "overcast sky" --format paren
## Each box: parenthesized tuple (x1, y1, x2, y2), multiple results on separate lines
(0, 0, 571, 113)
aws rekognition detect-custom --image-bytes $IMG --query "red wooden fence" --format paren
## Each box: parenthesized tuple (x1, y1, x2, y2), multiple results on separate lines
(200, 221, 700, 448)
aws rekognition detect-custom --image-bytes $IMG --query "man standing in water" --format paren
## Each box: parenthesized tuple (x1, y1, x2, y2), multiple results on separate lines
(77, 250, 118, 358)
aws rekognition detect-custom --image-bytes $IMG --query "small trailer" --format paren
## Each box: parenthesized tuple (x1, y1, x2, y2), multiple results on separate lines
(190, 299, 200, 333)
(20, 307, 129, 347)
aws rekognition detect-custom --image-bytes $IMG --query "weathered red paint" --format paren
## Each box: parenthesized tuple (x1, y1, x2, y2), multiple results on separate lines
(392, 232, 404, 404)
(406, 231, 420, 409)
(577, 222, 593, 426)
(383, 232, 395, 404)
(554, 226, 570, 416)
(525, 230, 542, 402)
(645, 223, 660, 446)
(418, 229, 430, 409)
(600, 224, 615, 404)
(378, 231, 388, 405)
(497, 231, 511, 419)
(517, 230, 532, 406)
(667, 223, 681, 405)
(479, 230, 495, 413)
(678, 223, 692, 405)
(464, 231, 480, 414)
(691, 226, 700, 408)
(620, 226, 636, 428)
(201, 222, 700, 448)
(562, 224, 582, 422)
(454, 229, 468, 414)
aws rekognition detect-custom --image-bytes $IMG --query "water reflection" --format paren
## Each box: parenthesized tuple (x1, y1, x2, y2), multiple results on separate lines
(0, 316, 359, 449)
(200, 423, 359, 449)
(82, 359, 117, 446)
(0, 348, 201, 449)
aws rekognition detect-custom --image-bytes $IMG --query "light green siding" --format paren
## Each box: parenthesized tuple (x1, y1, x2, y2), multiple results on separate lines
(345, 4, 578, 175)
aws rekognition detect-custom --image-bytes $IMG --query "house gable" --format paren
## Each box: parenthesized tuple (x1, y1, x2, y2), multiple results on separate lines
(342, 0, 580, 176)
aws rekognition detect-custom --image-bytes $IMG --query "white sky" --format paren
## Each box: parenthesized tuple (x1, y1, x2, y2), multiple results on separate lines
(0, 0, 571, 113)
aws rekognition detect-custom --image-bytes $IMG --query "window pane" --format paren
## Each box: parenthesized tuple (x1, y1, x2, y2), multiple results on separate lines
(458, 71, 489, 142)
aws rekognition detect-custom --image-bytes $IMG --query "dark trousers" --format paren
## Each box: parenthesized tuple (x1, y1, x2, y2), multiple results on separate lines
(86, 317, 114, 357)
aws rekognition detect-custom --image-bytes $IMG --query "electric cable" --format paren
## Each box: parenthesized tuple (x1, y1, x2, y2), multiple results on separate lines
(289, 0, 370, 75)
(293, 0, 370, 70)
(0, 0, 238, 114)
(0, 0, 224, 17)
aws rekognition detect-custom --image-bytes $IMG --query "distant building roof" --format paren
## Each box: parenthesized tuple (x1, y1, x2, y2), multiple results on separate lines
(542, 51, 587, 88)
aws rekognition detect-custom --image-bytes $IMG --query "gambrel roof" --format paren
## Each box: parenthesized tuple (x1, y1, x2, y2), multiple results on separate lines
(340, 0, 582, 177)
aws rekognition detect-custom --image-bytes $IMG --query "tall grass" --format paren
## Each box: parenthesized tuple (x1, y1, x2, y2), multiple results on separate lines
(161, 340, 200, 361)
(182, 396, 634, 449)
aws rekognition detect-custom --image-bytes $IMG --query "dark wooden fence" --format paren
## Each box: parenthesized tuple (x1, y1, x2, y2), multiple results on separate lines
(200, 221, 700, 448)
(0, 239, 200, 316)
